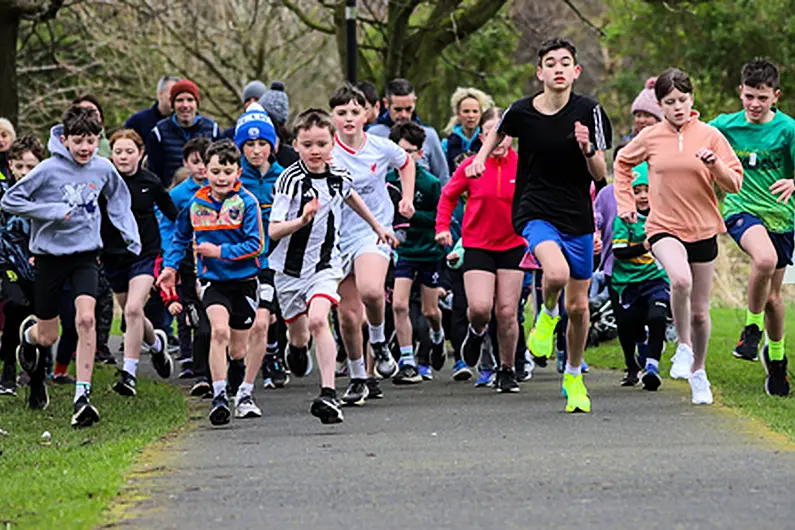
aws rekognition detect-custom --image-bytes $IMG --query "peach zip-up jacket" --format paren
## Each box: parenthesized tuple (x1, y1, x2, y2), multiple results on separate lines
(614, 111, 743, 242)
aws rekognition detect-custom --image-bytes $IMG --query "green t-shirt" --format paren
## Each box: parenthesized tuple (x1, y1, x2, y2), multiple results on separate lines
(710, 110, 795, 233)
(611, 213, 668, 296)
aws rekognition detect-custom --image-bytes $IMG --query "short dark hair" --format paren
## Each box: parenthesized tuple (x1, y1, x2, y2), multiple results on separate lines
(480, 107, 504, 127)
(742, 58, 780, 90)
(204, 138, 240, 166)
(329, 83, 367, 109)
(537, 37, 577, 65)
(385, 78, 415, 101)
(72, 94, 104, 123)
(182, 137, 211, 161)
(8, 135, 46, 162)
(356, 81, 380, 106)
(655, 68, 694, 100)
(293, 108, 335, 137)
(389, 121, 425, 149)
(62, 105, 102, 137)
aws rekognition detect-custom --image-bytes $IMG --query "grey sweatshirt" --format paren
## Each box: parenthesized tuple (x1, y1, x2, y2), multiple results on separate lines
(1, 125, 141, 257)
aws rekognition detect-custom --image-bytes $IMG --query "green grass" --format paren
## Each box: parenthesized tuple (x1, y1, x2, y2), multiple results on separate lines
(585, 306, 795, 441)
(0, 364, 188, 529)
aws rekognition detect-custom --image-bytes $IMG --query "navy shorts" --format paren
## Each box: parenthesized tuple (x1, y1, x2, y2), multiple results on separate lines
(522, 220, 594, 281)
(614, 279, 670, 326)
(394, 257, 440, 288)
(725, 212, 794, 269)
(103, 255, 157, 294)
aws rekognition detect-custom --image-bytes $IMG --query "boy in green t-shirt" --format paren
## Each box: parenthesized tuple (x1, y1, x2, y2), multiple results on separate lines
(612, 169, 670, 391)
(710, 59, 795, 397)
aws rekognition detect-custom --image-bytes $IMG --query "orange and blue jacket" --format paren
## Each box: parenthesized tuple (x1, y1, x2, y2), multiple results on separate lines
(163, 181, 264, 281)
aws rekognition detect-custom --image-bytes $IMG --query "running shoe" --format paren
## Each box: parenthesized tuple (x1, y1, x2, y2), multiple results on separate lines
(452, 360, 473, 381)
(342, 378, 369, 406)
(528, 311, 560, 360)
(761, 346, 790, 397)
(670, 343, 693, 380)
(190, 379, 212, 398)
(29, 371, 49, 410)
(365, 377, 383, 400)
(112, 370, 137, 397)
(393, 364, 422, 385)
(371, 341, 398, 379)
(0, 378, 16, 397)
(417, 364, 433, 381)
(263, 354, 289, 389)
(52, 373, 76, 385)
(689, 369, 713, 405)
(562, 373, 591, 413)
(641, 364, 662, 391)
(286, 345, 313, 378)
(733, 324, 761, 362)
(495, 367, 520, 393)
(430, 339, 446, 371)
(474, 368, 495, 388)
(516, 361, 534, 382)
(620, 370, 640, 387)
(209, 393, 231, 426)
(235, 394, 262, 418)
(16, 315, 39, 374)
(178, 367, 194, 379)
(532, 353, 548, 368)
(150, 329, 174, 379)
(94, 347, 116, 365)
(311, 388, 344, 424)
(71, 393, 100, 428)
(461, 327, 485, 368)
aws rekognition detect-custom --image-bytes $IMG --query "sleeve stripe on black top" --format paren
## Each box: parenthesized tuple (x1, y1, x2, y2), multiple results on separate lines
(593, 105, 607, 152)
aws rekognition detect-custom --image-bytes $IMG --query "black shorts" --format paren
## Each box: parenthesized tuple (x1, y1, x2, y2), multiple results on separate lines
(200, 279, 259, 330)
(103, 254, 157, 294)
(648, 233, 718, 264)
(35, 252, 99, 320)
(394, 257, 441, 287)
(463, 245, 525, 274)
(257, 268, 277, 312)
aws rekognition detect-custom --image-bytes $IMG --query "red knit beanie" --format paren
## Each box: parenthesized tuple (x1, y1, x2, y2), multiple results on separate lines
(170, 80, 200, 106)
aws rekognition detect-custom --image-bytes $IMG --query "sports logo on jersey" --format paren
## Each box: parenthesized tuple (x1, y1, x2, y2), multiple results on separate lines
(370, 163, 377, 173)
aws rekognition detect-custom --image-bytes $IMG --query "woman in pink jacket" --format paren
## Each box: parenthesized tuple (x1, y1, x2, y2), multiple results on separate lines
(614, 68, 743, 406)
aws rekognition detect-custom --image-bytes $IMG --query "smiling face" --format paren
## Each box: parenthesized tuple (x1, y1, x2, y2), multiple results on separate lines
(61, 133, 99, 165)
(457, 97, 482, 134)
(111, 138, 143, 176)
(659, 88, 694, 128)
(173, 93, 198, 127)
(740, 84, 779, 124)
(9, 151, 40, 181)
(242, 138, 273, 169)
(206, 155, 241, 199)
(294, 125, 333, 173)
(634, 184, 649, 211)
(332, 100, 367, 138)
(480, 117, 512, 159)
(537, 48, 581, 93)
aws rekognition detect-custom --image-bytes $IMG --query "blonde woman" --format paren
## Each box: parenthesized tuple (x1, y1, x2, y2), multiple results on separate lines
(442, 87, 493, 171)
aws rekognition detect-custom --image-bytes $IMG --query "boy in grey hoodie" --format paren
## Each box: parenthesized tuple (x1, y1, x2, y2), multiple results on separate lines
(1, 106, 140, 428)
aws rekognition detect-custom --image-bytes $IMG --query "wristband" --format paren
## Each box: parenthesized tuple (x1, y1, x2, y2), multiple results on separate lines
(585, 144, 597, 158)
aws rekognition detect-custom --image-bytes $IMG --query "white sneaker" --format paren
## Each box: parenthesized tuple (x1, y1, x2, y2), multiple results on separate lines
(670, 343, 693, 380)
(234, 394, 262, 418)
(689, 369, 713, 405)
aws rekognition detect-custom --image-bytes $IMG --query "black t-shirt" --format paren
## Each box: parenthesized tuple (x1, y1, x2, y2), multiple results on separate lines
(499, 92, 612, 236)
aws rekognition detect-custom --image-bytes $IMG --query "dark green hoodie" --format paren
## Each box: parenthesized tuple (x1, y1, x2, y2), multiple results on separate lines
(387, 162, 445, 262)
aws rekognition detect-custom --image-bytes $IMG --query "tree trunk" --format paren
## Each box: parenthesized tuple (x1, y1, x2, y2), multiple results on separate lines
(0, 8, 20, 125)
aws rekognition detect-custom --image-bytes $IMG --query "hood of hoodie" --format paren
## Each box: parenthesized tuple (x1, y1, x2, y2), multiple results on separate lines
(48, 124, 99, 166)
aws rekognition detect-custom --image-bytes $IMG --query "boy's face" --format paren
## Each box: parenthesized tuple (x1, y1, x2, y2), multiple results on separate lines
(633, 111, 660, 135)
(537, 48, 581, 92)
(9, 151, 40, 181)
(243, 139, 273, 168)
(633, 184, 650, 211)
(386, 94, 416, 124)
(111, 138, 143, 176)
(61, 133, 99, 165)
(332, 100, 367, 137)
(183, 151, 207, 181)
(659, 88, 693, 127)
(397, 139, 423, 163)
(740, 84, 779, 123)
(0, 129, 12, 152)
(174, 93, 198, 126)
(294, 126, 333, 172)
(206, 155, 241, 197)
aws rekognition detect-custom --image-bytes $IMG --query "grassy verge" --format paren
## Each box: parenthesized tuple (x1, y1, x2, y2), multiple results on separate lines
(585, 306, 795, 441)
(0, 363, 187, 529)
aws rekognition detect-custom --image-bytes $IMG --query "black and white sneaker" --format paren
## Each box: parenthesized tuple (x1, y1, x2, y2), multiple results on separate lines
(762, 346, 790, 397)
(733, 324, 762, 362)
(29, 371, 50, 409)
(94, 347, 117, 365)
(430, 339, 446, 371)
(112, 370, 137, 397)
(209, 393, 231, 426)
(235, 394, 262, 418)
(264, 354, 290, 388)
(16, 315, 39, 374)
(150, 329, 174, 379)
(71, 393, 100, 428)
(286, 345, 313, 377)
(190, 379, 212, 398)
(371, 341, 397, 379)
(341, 378, 370, 406)
(620, 370, 640, 387)
(495, 367, 520, 393)
(392, 364, 422, 385)
(311, 388, 344, 424)
(365, 377, 384, 400)
(461, 327, 485, 368)
(0, 364, 17, 396)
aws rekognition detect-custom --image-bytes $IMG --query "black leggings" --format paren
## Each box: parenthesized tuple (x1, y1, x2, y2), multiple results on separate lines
(611, 283, 668, 372)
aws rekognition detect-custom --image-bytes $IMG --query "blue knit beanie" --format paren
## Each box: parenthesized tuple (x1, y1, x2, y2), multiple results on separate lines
(234, 103, 277, 150)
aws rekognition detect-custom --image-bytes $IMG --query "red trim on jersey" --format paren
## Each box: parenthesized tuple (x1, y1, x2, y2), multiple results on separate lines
(399, 154, 411, 170)
(334, 132, 367, 155)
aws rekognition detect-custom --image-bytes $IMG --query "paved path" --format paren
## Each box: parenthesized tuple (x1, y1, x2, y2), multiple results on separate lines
(119, 363, 795, 530)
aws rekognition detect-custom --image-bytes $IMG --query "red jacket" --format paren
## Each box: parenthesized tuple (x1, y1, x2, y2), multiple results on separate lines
(436, 149, 526, 251)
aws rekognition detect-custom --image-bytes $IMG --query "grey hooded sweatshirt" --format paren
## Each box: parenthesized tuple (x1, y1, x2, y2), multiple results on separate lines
(1, 125, 141, 256)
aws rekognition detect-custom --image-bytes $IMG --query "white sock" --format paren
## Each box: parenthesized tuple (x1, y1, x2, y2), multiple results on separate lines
(564, 363, 581, 377)
(646, 358, 659, 369)
(399, 345, 416, 367)
(430, 327, 444, 344)
(212, 380, 226, 397)
(74, 382, 90, 402)
(123, 358, 139, 377)
(237, 382, 254, 398)
(150, 334, 163, 353)
(368, 322, 385, 344)
(348, 357, 366, 379)
(542, 304, 560, 318)
(24, 327, 34, 345)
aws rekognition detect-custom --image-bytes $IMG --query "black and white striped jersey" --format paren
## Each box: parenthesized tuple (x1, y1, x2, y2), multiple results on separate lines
(268, 160, 353, 278)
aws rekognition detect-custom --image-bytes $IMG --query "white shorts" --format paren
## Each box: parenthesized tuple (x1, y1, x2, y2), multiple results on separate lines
(274, 269, 342, 322)
(339, 232, 392, 278)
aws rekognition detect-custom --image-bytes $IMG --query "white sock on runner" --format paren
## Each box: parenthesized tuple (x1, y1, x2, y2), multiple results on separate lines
(74, 382, 90, 403)
(212, 380, 226, 397)
(237, 382, 253, 399)
(542, 304, 560, 319)
(368, 322, 385, 343)
(430, 327, 444, 344)
(564, 363, 581, 377)
(348, 357, 366, 379)
(123, 358, 139, 377)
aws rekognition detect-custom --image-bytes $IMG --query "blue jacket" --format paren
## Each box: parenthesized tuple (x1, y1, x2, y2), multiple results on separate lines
(442, 124, 482, 172)
(163, 181, 264, 281)
(239, 158, 283, 266)
(157, 176, 205, 253)
(124, 102, 169, 145)
(146, 114, 219, 188)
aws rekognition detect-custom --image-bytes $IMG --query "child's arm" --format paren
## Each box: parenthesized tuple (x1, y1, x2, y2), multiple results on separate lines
(698, 130, 742, 194)
(159, 204, 194, 297)
(214, 195, 265, 261)
(145, 130, 165, 186)
(396, 158, 416, 219)
(102, 167, 142, 255)
(344, 190, 399, 248)
(612, 217, 649, 260)
(0, 164, 72, 221)
(411, 177, 440, 230)
(268, 197, 318, 240)
(151, 175, 180, 222)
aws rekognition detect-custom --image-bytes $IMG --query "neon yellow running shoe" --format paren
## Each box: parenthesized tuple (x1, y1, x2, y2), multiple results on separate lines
(528, 311, 560, 359)
(562, 373, 591, 413)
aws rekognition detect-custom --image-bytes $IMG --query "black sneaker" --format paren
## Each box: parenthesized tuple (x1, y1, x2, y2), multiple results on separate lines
(365, 377, 384, 400)
(762, 346, 790, 397)
(29, 371, 50, 409)
(371, 341, 397, 379)
(733, 324, 762, 362)
(286, 345, 312, 378)
(531, 354, 548, 368)
(430, 339, 446, 371)
(311, 388, 344, 424)
(16, 315, 39, 374)
(264, 354, 289, 388)
(209, 393, 231, 426)
(392, 364, 422, 385)
(71, 393, 100, 428)
(190, 379, 212, 398)
(150, 329, 174, 378)
(620, 370, 640, 386)
(0, 363, 17, 396)
(461, 327, 485, 368)
(95, 348, 117, 365)
(178, 367, 195, 379)
(112, 370, 137, 397)
(341, 378, 369, 406)
(52, 373, 76, 385)
(495, 367, 520, 393)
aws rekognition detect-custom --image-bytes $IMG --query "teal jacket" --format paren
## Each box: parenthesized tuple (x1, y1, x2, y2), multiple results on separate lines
(387, 162, 445, 262)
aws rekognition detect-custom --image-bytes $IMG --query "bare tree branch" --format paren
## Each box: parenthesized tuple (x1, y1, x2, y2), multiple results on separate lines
(562, 0, 606, 37)
(281, 0, 334, 34)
